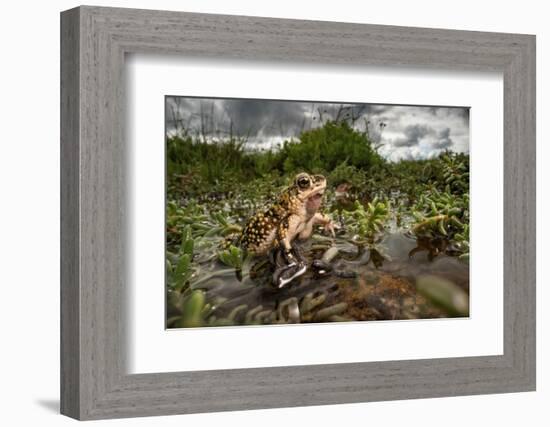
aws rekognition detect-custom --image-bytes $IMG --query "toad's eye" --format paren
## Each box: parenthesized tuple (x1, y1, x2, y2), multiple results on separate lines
(297, 176, 311, 189)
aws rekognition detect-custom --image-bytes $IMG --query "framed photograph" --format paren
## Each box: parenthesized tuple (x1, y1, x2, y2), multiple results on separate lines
(60, 6, 536, 420)
(164, 96, 471, 329)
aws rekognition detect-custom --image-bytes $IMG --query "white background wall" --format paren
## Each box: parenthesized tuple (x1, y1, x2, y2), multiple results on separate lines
(0, 0, 546, 425)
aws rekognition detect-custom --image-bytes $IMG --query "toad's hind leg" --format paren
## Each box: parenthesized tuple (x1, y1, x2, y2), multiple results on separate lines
(273, 215, 307, 288)
(277, 214, 303, 253)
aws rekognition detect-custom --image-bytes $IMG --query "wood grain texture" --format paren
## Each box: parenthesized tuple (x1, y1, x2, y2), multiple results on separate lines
(60, 7, 80, 419)
(60, 6, 536, 420)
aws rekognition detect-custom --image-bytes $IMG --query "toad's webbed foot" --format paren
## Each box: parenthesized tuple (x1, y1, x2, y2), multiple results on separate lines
(272, 245, 307, 289)
(273, 262, 307, 289)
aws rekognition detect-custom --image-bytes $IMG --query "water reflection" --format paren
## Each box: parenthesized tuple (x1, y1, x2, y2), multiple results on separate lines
(170, 231, 470, 327)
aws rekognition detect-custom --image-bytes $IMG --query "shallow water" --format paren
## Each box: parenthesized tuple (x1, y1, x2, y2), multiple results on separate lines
(176, 231, 470, 327)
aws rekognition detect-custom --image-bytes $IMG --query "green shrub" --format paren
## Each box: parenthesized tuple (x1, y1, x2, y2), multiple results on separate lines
(279, 121, 383, 173)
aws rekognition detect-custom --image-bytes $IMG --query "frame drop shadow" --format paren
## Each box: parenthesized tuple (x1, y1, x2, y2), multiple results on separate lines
(35, 399, 59, 414)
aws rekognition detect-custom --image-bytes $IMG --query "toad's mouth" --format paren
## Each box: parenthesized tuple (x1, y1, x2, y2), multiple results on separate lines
(306, 189, 324, 212)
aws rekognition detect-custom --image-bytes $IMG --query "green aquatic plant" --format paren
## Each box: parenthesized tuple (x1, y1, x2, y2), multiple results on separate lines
(168, 206, 242, 242)
(166, 225, 196, 292)
(454, 223, 470, 260)
(342, 198, 390, 243)
(166, 200, 205, 246)
(218, 245, 245, 270)
(411, 191, 468, 236)
(167, 290, 208, 328)
(178, 290, 207, 327)
(441, 152, 469, 194)
(203, 211, 243, 238)
(416, 275, 469, 317)
(409, 189, 469, 258)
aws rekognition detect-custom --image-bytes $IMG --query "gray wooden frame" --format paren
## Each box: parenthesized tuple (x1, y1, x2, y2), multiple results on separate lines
(60, 5, 536, 420)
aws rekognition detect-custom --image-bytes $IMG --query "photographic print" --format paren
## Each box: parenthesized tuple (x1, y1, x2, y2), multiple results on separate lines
(166, 97, 470, 328)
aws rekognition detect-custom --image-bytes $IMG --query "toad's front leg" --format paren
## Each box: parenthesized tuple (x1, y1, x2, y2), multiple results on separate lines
(299, 212, 339, 240)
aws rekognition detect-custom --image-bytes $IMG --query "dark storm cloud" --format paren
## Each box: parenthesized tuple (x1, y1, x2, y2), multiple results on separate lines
(427, 106, 439, 115)
(166, 96, 469, 161)
(430, 106, 470, 125)
(362, 104, 393, 115)
(392, 124, 434, 147)
(167, 97, 313, 141)
(222, 99, 307, 137)
(166, 97, 394, 141)
(432, 127, 454, 149)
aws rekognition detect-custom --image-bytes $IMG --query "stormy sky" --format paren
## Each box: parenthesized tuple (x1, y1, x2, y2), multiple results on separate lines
(166, 96, 469, 162)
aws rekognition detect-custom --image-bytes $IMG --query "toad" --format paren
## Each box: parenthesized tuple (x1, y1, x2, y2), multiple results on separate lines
(240, 173, 337, 287)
